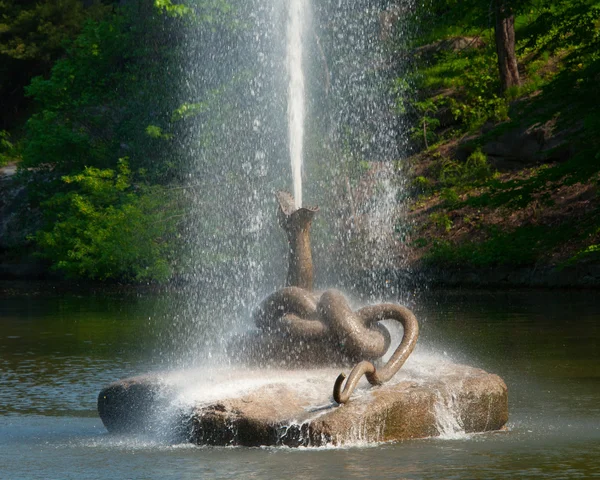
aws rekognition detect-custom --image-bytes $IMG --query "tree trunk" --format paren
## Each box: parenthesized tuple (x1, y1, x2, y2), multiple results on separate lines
(494, 0, 520, 93)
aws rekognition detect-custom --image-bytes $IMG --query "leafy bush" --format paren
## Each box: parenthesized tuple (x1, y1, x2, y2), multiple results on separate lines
(410, 98, 442, 148)
(425, 228, 537, 267)
(32, 160, 178, 282)
(464, 149, 492, 181)
(440, 187, 460, 206)
(407, 46, 510, 139)
(566, 244, 600, 266)
(412, 175, 433, 193)
(446, 52, 509, 129)
(429, 212, 453, 232)
(437, 149, 493, 189)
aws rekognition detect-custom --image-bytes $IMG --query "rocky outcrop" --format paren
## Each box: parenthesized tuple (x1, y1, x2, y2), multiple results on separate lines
(98, 363, 508, 447)
(457, 118, 578, 170)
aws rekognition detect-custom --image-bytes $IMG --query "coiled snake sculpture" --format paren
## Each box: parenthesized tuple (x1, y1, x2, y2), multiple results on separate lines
(236, 192, 420, 404)
(253, 286, 419, 404)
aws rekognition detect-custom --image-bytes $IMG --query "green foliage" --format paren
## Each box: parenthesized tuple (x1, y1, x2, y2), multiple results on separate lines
(418, 0, 597, 43)
(450, 55, 509, 129)
(392, 77, 411, 115)
(440, 187, 460, 206)
(402, 0, 600, 272)
(429, 212, 453, 232)
(0, 0, 110, 130)
(412, 175, 433, 194)
(404, 0, 600, 151)
(464, 149, 493, 181)
(438, 158, 463, 186)
(416, 0, 492, 43)
(23, 109, 108, 172)
(19, 7, 184, 281)
(519, 1, 600, 55)
(466, 148, 599, 211)
(0, 130, 18, 165)
(437, 149, 493, 189)
(426, 203, 600, 268)
(32, 160, 177, 282)
(21, 1, 242, 184)
(566, 243, 600, 265)
(154, 0, 193, 18)
(0, 0, 107, 61)
(22, 10, 178, 180)
(410, 98, 441, 148)
(14, 0, 257, 283)
(154, 0, 234, 24)
(414, 48, 509, 134)
(145, 125, 173, 140)
(425, 224, 571, 267)
(413, 237, 429, 248)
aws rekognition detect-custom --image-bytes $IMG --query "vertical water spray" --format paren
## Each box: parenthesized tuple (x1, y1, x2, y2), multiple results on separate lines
(287, 0, 309, 207)
(161, 1, 418, 368)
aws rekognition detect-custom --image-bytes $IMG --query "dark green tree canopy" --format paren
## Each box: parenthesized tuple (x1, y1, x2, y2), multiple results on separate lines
(0, 0, 111, 130)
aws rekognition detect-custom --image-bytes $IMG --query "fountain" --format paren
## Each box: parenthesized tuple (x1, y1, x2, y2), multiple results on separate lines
(97, 190, 508, 446)
(97, 0, 507, 447)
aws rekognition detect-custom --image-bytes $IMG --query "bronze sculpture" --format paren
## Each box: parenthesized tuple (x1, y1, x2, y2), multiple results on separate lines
(231, 192, 420, 404)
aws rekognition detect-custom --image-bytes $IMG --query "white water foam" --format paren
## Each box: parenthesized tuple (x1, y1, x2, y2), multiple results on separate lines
(161, 367, 341, 411)
(131, 350, 476, 448)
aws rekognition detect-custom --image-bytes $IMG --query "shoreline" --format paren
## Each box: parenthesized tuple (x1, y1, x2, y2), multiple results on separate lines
(2, 261, 600, 297)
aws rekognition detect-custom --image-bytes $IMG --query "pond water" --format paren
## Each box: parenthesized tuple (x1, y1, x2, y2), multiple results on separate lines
(1, 284, 599, 479)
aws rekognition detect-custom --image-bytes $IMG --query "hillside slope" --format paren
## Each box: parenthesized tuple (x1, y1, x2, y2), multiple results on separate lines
(398, 1, 600, 286)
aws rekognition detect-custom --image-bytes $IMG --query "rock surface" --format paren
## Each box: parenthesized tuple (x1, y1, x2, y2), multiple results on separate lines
(456, 118, 577, 171)
(98, 360, 508, 447)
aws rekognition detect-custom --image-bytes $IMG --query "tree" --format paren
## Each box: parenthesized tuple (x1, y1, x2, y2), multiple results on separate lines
(494, 0, 520, 93)
(20, 0, 261, 282)
(417, 0, 524, 92)
(0, 0, 110, 130)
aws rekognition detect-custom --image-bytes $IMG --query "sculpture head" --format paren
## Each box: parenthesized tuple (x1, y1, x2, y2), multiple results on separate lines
(276, 191, 318, 290)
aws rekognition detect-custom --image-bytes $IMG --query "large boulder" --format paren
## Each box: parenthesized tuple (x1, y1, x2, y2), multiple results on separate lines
(457, 118, 578, 170)
(98, 359, 508, 447)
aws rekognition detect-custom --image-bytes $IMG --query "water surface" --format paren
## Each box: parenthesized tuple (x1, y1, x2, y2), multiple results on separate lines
(1, 285, 598, 479)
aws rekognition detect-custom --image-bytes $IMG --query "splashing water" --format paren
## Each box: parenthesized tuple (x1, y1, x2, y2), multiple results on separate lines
(163, 1, 417, 370)
(434, 388, 468, 440)
(287, 0, 309, 207)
